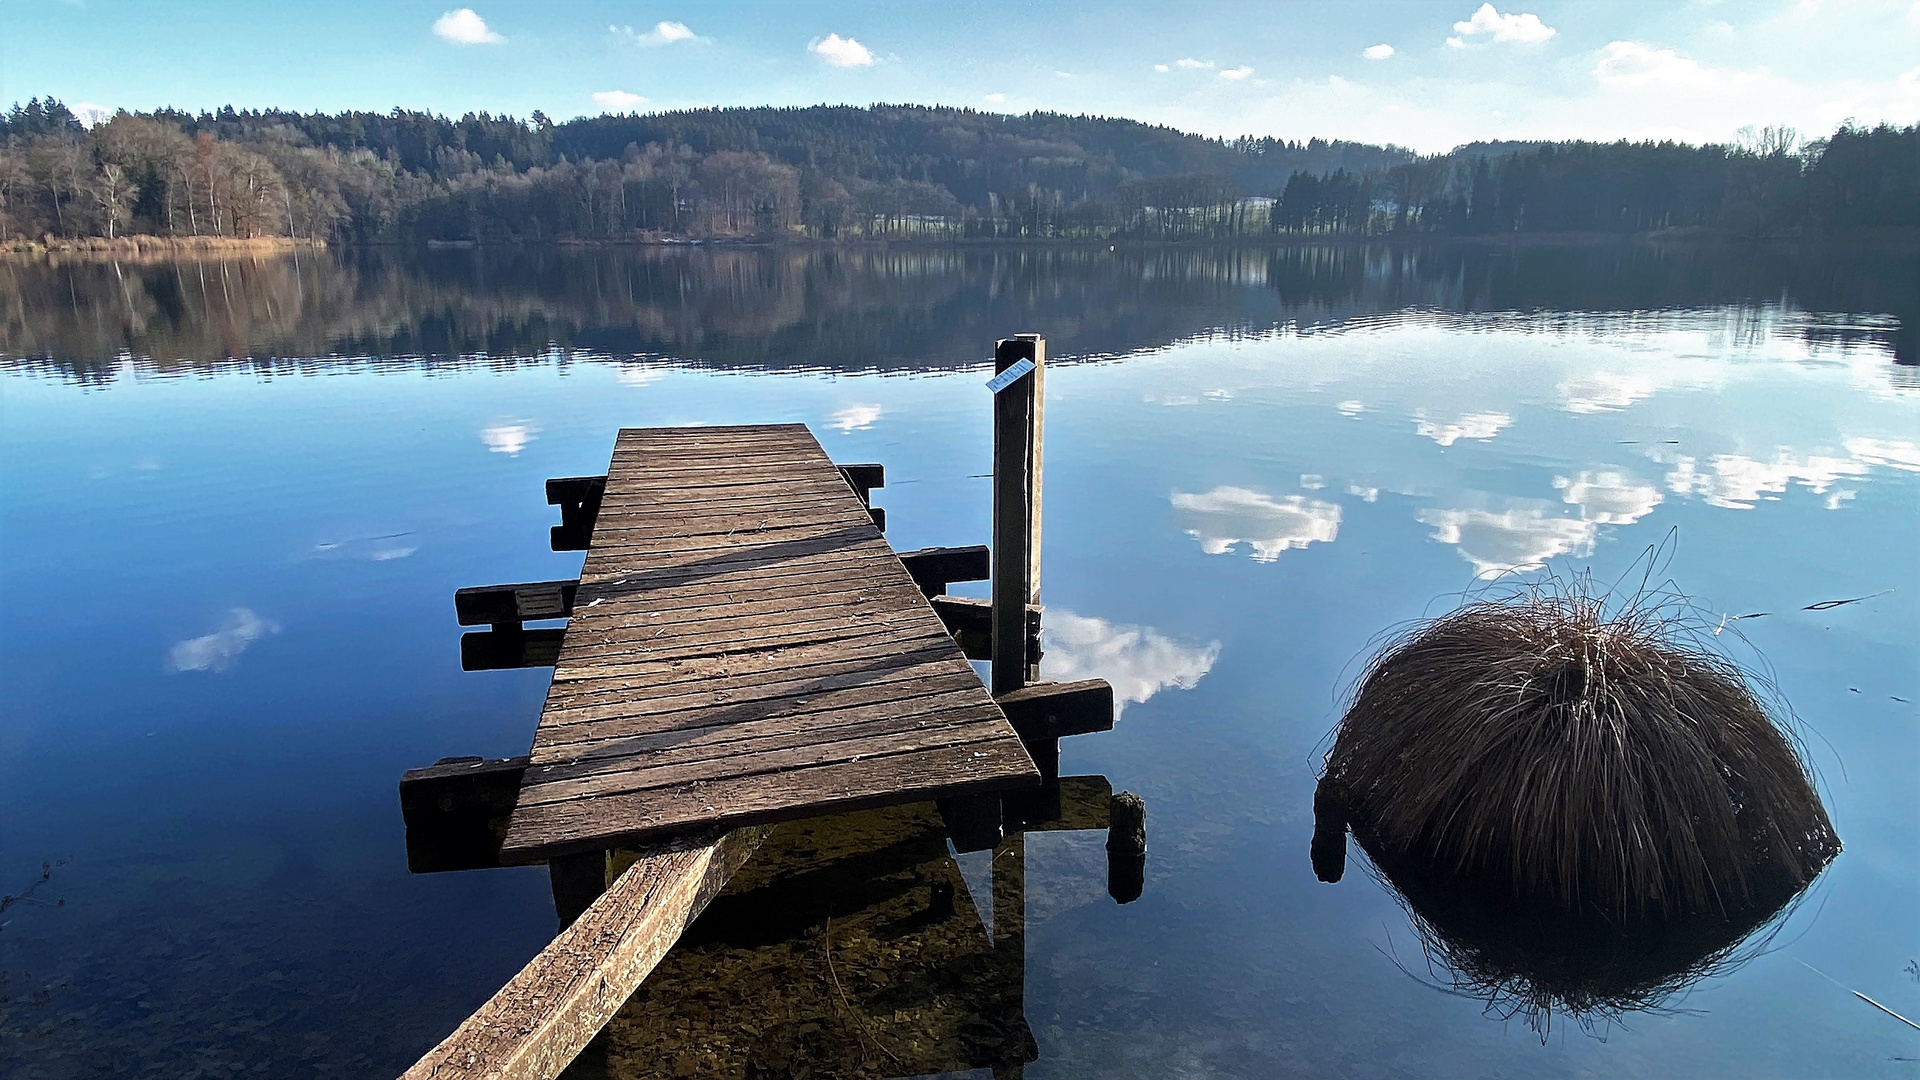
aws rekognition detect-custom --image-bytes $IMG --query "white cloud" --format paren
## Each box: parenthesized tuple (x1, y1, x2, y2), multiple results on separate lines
(432, 9, 503, 45)
(614, 20, 699, 47)
(1336, 399, 1365, 417)
(983, 92, 1007, 104)
(1592, 41, 1718, 88)
(72, 103, 112, 127)
(480, 420, 539, 456)
(1300, 473, 1326, 490)
(1451, 3, 1556, 44)
(1171, 486, 1341, 562)
(1553, 470, 1663, 525)
(1901, 65, 1920, 93)
(1219, 66, 1254, 80)
(1153, 63, 1170, 73)
(591, 90, 648, 112)
(1041, 611, 1220, 716)
(829, 404, 881, 432)
(1346, 481, 1380, 502)
(1174, 58, 1215, 70)
(809, 33, 874, 68)
(1363, 44, 1396, 60)
(1414, 410, 1511, 446)
(1418, 505, 1597, 578)
(168, 609, 280, 673)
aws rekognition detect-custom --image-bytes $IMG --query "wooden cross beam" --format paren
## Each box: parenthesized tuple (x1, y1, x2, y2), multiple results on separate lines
(548, 464, 884, 550)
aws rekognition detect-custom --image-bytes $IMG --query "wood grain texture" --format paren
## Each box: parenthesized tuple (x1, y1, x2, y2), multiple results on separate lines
(501, 424, 1036, 861)
(398, 828, 763, 1080)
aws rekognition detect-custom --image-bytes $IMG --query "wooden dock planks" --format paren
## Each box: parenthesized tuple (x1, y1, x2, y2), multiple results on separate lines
(500, 424, 1038, 861)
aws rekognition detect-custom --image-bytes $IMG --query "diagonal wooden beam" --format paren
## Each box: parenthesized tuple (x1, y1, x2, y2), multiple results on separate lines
(398, 828, 763, 1080)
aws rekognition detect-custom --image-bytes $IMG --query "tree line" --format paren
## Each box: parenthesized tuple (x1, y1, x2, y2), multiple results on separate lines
(3, 97, 1915, 244)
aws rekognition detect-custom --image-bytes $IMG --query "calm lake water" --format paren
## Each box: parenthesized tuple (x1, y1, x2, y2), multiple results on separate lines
(2, 242, 1915, 1078)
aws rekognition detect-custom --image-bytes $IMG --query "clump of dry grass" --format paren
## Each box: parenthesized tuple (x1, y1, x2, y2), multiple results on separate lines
(1321, 575, 1839, 922)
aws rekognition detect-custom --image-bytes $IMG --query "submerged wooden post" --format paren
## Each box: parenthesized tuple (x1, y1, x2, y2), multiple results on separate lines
(990, 334, 1045, 696)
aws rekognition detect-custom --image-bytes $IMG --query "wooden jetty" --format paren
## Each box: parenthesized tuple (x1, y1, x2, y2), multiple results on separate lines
(502, 422, 1039, 860)
(399, 335, 1139, 1080)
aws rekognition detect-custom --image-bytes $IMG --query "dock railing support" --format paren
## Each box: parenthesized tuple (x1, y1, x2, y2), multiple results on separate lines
(991, 333, 1045, 695)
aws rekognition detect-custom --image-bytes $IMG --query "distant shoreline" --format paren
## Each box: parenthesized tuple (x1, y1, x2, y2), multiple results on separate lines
(0, 236, 326, 259)
(5, 229, 1915, 261)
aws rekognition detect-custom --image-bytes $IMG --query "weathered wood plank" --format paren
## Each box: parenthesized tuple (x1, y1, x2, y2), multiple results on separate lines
(519, 713, 1013, 807)
(506, 738, 1035, 860)
(399, 829, 763, 1080)
(535, 668, 991, 749)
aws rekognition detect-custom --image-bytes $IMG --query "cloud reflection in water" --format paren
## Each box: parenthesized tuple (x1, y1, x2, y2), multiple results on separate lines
(1414, 410, 1512, 447)
(1172, 486, 1341, 562)
(1417, 504, 1599, 579)
(1041, 611, 1221, 716)
(167, 609, 280, 673)
(1553, 470, 1663, 525)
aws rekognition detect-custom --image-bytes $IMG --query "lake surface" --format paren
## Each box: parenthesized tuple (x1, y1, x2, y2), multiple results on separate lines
(2, 241, 1915, 1078)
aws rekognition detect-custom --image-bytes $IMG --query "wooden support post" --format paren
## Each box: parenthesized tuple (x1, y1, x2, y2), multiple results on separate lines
(548, 850, 609, 931)
(399, 755, 528, 873)
(1107, 791, 1146, 905)
(939, 793, 1003, 853)
(990, 335, 1044, 697)
(991, 830, 1026, 953)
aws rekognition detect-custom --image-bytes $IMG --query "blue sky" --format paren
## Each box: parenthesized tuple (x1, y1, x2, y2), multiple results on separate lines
(6, 1, 1918, 151)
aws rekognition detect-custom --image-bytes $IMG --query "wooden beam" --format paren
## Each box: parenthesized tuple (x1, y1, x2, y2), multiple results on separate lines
(399, 756, 528, 873)
(461, 628, 566, 671)
(837, 462, 884, 506)
(548, 466, 879, 551)
(1016, 333, 1045, 606)
(455, 581, 579, 627)
(928, 594, 1039, 662)
(547, 476, 607, 552)
(399, 828, 763, 1080)
(897, 544, 990, 596)
(994, 680, 1113, 742)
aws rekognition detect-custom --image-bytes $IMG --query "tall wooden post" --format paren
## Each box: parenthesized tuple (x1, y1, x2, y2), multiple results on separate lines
(991, 335, 1045, 696)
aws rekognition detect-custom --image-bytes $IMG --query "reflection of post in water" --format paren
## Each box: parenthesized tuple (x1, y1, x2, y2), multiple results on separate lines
(562, 784, 1137, 1080)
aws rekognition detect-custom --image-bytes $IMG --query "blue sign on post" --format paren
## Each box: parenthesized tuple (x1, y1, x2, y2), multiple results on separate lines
(985, 357, 1036, 393)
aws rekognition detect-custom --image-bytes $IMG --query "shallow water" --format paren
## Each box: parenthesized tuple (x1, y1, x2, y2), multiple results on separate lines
(2, 242, 1915, 1077)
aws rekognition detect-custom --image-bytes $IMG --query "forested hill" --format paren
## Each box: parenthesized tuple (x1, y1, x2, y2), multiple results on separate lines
(3, 97, 1916, 245)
